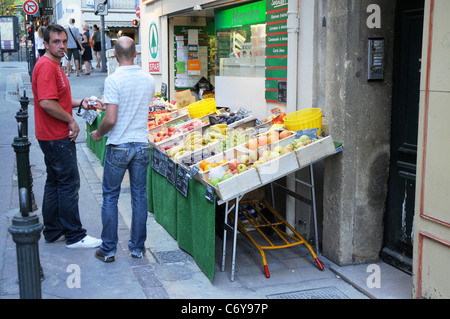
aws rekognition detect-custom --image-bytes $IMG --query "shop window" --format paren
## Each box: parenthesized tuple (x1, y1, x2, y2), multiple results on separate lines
(216, 24, 266, 78)
(215, 0, 267, 78)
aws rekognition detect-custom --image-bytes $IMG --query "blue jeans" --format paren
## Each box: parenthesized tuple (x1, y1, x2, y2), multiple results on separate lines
(99, 143, 150, 257)
(38, 138, 86, 244)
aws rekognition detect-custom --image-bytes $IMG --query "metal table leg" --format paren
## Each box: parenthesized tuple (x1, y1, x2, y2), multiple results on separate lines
(230, 195, 242, 282)
(221, 201, 229, 272)
(309, 164, 319, 255)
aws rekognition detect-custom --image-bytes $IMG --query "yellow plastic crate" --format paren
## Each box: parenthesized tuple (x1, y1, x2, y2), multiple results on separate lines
(188, 98, 216, 118)
(283, 108, 322, 135)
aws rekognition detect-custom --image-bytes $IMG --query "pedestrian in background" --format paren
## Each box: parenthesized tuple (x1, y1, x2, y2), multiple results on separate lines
(65, 18, 84, 76)
(91, 36, 155, 262)
(91, 24, 102, 68)
(32, 24, 103, 249)
(105, 31, 111, 50)
(81, 23, 93, 75)
(36, 26, 46, 59)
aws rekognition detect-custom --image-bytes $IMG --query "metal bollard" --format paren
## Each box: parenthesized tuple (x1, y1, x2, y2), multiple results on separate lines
(13, 92, 37, 212)
(8, 188, 44, 299)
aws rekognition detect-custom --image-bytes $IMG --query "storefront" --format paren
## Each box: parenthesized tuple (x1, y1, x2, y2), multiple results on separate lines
(134, 0, 450, 297)
(140, 0, 310, 234)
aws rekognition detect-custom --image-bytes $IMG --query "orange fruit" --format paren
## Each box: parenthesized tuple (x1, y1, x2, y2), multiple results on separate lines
(268, 130, 279, 143)
(280, 130, 292, 139)
(258, 135, 268, 146)
(247, 138, 258, 150)
(200, 160, 209, 171)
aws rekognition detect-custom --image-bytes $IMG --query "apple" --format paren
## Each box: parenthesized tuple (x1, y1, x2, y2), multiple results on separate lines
(273, 145, 284, 154)
(231, 169, 237, 175)
(221, 174, 232, 181)
(268, 151, 280, 161)
(259, 155, 268, 163)
(252, 160, 262, 168)
(238, 155, 250, 165)
(299, 135, 311, 143)
(281, 144, 293, 155)
(262, 150, 271, 158)
(249, 150, 259, 163)
(229, 159, 239, 171)
(237, 164, 248, 174)
(258, 147, 268, 157)
(210, 177, 221, 187)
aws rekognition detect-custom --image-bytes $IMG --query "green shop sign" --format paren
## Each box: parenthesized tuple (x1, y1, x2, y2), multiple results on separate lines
(215, 0, 266, 30)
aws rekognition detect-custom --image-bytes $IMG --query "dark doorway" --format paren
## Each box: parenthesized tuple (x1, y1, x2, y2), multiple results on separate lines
(381, 0, 425, 274)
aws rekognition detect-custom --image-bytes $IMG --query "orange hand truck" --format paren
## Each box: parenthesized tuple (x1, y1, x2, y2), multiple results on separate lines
(231, 199, 324, 278)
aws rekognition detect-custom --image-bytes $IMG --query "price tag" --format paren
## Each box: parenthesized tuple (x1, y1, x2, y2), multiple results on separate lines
(176, 165, 189, 197)
(166, 158, 177, 186)
(205, 184, 215, 204)
(236, 108, 250, 118)
(161, 83, 168, 99)
(189, 165, 199, 178)
(151, 148, 168, 177)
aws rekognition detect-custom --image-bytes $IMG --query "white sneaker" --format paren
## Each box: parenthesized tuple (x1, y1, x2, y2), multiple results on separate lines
(66, 235, 102, 249)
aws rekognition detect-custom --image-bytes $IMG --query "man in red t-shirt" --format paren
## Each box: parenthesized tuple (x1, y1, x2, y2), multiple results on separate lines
(32, 24, 103, 249)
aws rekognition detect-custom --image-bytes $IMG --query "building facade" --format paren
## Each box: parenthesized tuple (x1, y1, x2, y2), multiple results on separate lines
(138, 0, 450, 298)
(37, 0, 139, 43)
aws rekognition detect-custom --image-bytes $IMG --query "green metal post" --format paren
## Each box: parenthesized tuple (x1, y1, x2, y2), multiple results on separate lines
(8, 188, 44, 299)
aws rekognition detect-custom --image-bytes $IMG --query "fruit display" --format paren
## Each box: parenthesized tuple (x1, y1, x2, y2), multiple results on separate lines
(216, 128, 250, 152)
(202, 124, 227, 145)
(209, 112, 247, 125)
(150, 95, 176, 110)
(245, 129, 293, 151)
(176, 118, 208, 133)
(178, 149, 223, 171)
(292, 135, 313, 150)
(163, 131, 204, 160)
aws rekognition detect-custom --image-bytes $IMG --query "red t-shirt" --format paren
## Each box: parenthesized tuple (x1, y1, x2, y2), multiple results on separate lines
(32, 56, 73, 141)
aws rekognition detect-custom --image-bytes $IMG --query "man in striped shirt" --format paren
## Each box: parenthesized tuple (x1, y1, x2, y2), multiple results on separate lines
(91, 36, 155, 262)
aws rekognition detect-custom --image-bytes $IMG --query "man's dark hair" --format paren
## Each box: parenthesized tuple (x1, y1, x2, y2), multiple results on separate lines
(43, 24, 67, 43)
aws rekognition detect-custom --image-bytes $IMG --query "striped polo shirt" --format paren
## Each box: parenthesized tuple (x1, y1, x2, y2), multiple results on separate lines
(103, 65, 155, 145)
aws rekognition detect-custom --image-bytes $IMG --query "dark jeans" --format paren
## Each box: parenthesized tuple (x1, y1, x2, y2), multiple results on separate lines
(38, 138, 86, 244)
(99, 143, 150, 257)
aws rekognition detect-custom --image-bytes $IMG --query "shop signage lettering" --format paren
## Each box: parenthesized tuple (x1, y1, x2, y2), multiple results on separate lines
(149, 62, 160, 73)
(269, 0, 288, 10)
(232, 6, 261, 26)
(265, 0, 288, 104)
(149, 21, 161, 74)
(215, 1, 266, 29)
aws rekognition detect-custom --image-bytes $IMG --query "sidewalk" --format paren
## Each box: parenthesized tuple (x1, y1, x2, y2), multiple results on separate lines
(0, 61, 412, 300)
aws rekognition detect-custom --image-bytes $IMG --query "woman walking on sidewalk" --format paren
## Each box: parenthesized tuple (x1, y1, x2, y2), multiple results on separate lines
(91, 24, 102, 68)
(81, 23, 92, 75)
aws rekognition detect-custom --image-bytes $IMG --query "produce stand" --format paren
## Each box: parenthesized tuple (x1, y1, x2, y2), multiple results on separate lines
(85, 104, 342, 282)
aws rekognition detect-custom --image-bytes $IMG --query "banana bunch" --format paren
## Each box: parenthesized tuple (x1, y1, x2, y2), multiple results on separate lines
(183, 131, 203, 151)
(203, 124, 227, 145)
(167, 144, 184, 158)
(209, 124, 228, 135)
